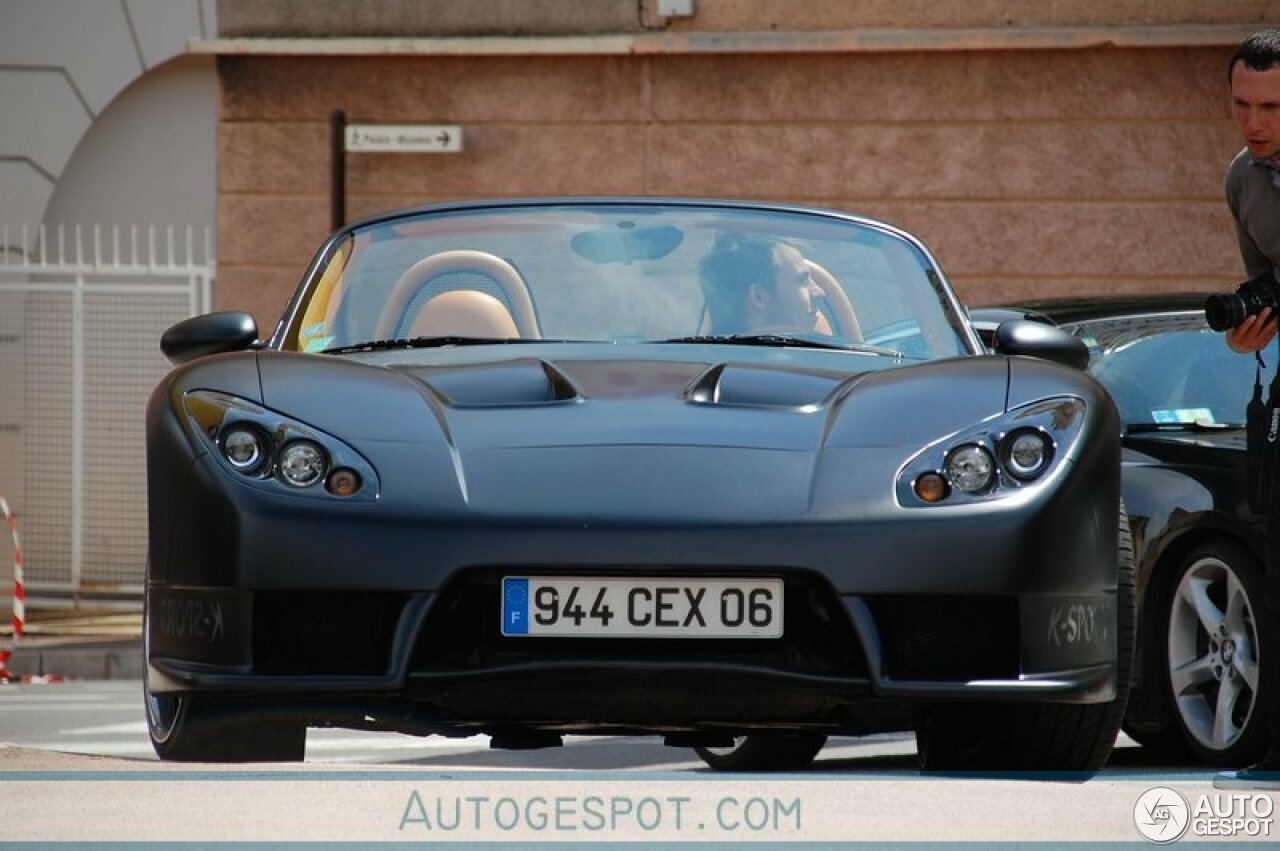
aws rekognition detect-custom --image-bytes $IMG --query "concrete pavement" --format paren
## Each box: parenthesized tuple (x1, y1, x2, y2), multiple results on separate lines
(1, 611, 142, 681)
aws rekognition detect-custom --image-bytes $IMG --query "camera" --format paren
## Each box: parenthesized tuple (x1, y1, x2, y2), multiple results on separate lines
(1205, 272, 1280, 331)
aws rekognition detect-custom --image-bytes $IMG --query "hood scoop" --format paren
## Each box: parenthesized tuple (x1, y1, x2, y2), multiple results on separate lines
(415, 358, 581, 407)
(405, 356, 855, 411)
(686, 363, 850, 410)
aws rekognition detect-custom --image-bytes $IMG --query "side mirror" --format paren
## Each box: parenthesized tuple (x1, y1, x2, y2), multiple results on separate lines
(161, 311, 259, 365)
(992, 319, 1089, 371)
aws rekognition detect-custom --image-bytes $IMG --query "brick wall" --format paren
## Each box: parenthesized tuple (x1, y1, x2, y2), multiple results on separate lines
(216, 43, 1249, 326)
(210, 0, 1279, 324)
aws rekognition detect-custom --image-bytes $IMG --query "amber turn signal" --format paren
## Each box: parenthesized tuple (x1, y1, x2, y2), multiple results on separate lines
(913, 472, 949, 503)
(326, 468, 361, 497)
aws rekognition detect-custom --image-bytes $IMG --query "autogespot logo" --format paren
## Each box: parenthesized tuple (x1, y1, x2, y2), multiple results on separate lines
(1134, 787, 1191, 843)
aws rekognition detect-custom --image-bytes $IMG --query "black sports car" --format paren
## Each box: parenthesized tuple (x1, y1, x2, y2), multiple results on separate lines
(145, 198, 1129, 770)
(973, 295, 1277, 766)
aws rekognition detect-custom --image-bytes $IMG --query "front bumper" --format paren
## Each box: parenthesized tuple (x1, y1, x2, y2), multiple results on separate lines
(149, 415, 1122, 731)
(147, 575, 1120, 733)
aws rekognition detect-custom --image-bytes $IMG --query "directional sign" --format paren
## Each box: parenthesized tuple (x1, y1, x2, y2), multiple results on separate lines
(344, 125, 463, 153)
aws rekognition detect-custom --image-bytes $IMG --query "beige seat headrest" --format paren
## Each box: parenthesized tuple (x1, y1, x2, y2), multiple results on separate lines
(409, 289, 520, 339)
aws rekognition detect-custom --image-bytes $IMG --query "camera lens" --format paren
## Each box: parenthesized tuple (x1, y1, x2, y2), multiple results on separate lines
(1204, 293, 1247, 331)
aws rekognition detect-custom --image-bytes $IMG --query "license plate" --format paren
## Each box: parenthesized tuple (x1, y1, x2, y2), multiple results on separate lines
(501, 577, 783, 638)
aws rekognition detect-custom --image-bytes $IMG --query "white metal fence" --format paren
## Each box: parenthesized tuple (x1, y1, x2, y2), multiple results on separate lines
(0, 225, 213, 608)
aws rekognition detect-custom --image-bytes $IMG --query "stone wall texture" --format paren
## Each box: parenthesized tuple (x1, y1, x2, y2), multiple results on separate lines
(213, 3, 1270, 325)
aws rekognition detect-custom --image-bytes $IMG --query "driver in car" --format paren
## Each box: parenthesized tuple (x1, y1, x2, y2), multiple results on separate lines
(699, 232, 826, 335)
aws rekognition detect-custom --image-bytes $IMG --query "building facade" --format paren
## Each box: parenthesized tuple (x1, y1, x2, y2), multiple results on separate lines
(1, 0, 1274, 604)
(209, 0, 1273, 327)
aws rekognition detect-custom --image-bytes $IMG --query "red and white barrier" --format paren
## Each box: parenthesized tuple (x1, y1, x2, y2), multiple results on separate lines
(0, 496, 23, 681)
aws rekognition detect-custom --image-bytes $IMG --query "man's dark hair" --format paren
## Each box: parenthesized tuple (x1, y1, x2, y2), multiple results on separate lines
(699, 233, 782, 333)
(1229, 28, 1280, 80)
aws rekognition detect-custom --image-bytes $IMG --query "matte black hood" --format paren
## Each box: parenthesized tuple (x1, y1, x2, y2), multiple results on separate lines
(255, 349, 1013, 454)
(244, 349, 1034, 521)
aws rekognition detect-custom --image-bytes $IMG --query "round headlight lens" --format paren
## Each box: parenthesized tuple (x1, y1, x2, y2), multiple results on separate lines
(945, 444, 996, 494)
(222, 427, 264, 472)
(278, 440, 327, 487)
(1003, 430, 1053, 480)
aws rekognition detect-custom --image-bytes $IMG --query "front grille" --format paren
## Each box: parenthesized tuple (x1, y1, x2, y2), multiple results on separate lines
(410, 570, 868, 678)
(252, 591, 409, 675)
(866, 595, 1019, 681)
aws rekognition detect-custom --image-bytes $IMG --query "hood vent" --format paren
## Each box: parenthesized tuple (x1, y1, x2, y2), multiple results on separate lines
(686, 363, 849, 410)
(418, 358, 581, 407)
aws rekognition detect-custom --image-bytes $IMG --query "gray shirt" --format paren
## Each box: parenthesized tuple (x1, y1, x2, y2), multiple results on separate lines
(1226, 148, 1280, 280)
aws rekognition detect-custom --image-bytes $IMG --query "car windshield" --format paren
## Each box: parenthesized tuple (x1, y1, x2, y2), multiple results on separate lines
(280, 202, 972, 361)
(1065, 312, 1275, 428)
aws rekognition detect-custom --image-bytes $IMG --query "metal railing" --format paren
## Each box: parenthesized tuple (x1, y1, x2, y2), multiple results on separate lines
(0, 224, 214, 608)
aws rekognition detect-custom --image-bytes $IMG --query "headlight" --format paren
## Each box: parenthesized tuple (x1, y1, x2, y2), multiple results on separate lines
(1001, 428, 1053, 480)
(945, 444, 996, 493)
(278, 441, 327, 487)
(897, 397, 1082, 507)
(182, 390, 379, 501)
(221, 427, 266, 472)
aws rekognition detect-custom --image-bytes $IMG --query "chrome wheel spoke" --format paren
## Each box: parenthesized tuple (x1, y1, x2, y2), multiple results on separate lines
(1170, 653, 1215, 696)
(1211, 675, 1244, 747)
(1236, 653, 1261, 693)
(1179, 576, 1225, 637)
(1224, 573, 1252, 638)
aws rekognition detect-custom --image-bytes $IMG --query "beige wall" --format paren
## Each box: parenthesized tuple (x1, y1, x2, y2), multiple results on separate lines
(216, 42, 1249, 326)
(0, 0, 215, 245)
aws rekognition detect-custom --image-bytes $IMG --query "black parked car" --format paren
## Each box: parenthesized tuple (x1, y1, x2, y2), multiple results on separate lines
(973, 294, 1277, 766)
(145, 198, 1130, 771)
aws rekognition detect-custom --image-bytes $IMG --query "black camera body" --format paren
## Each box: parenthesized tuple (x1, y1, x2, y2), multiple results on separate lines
(1205, 271, 1280, 331)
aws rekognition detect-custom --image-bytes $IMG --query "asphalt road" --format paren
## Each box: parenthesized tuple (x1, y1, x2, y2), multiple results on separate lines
(4, 679, 1272, 844)
(0, 679, 921, 767)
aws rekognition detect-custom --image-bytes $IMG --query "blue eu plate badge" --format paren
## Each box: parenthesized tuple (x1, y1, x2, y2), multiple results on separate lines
(502, 577, 529, 635)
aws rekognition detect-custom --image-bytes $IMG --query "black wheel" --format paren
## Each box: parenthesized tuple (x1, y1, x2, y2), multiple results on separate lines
(917, 505, 1136, 773)
(695, 734, 827, 772)
(145, 684, 307, 762)
(143, 586, 306, 763)
(1157, 539, 1276, 766)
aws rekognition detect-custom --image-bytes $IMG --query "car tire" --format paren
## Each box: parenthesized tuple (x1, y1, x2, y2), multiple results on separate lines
(1157, 539, 1276, 766)
(145, 684, 307, 762)
(1121, 570, 1191, 756)
(1118, 715, 1187, 755)
(916, 505, 1136, 773)
(143, 583, 306, 763)
(694, 734, 827, 772)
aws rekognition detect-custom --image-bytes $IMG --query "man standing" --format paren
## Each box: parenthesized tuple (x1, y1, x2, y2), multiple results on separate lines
(1221, 27, 1280, 788)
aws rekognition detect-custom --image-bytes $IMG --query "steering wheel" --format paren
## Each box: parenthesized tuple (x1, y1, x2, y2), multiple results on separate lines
(805, 260, 863, 341)
(374, 250, 540, 340)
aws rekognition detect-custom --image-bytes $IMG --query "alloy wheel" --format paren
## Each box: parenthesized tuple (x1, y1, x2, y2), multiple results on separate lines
(1167, 555, 1261, 754)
